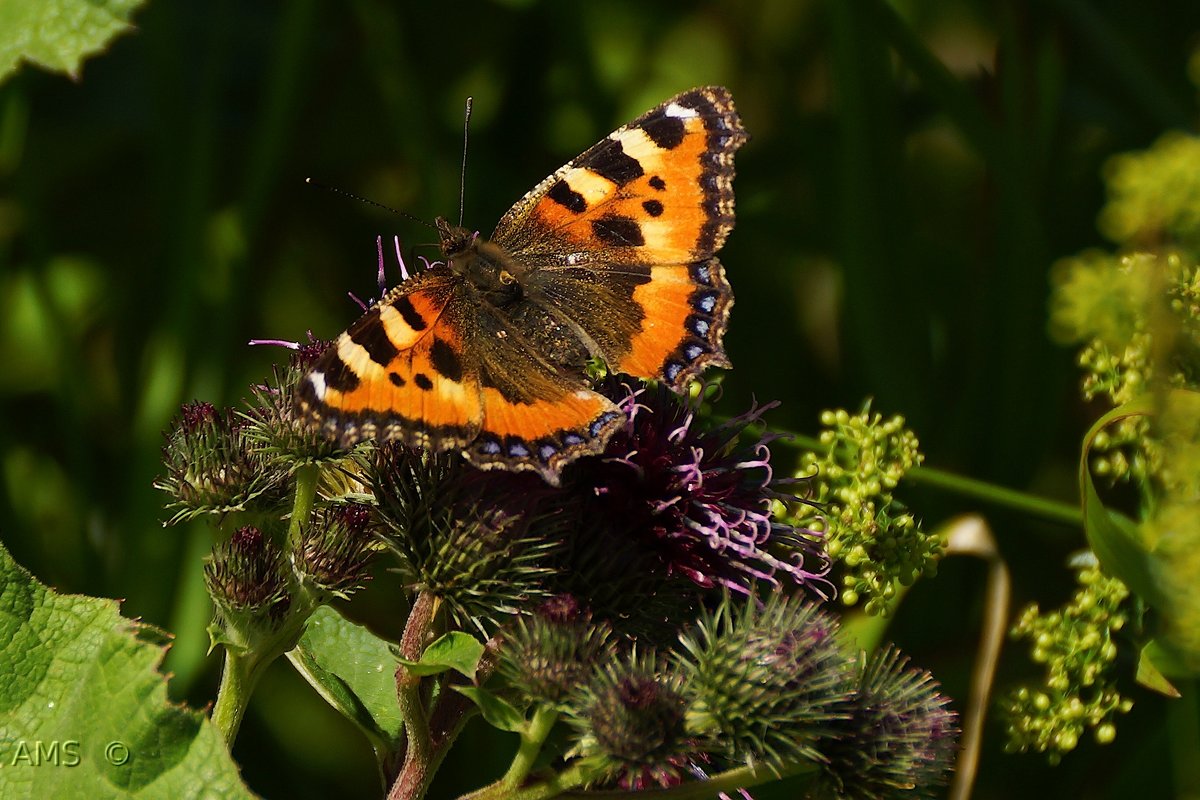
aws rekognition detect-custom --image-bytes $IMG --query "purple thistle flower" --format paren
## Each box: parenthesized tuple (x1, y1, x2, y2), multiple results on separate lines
(573, 378, 829, 595)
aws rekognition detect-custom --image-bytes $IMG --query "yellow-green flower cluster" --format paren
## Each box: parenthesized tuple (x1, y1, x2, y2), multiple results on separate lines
(790, 405, 936, 616)
(1001, 559, 1132, 763)
(1051, 251, 1200, 484)
(1098, 131, 1200, 250)
(1141, 390, 1200, 671)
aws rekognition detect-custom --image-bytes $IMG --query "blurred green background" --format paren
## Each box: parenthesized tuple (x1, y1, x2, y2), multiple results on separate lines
(2, 1, 1198, 797)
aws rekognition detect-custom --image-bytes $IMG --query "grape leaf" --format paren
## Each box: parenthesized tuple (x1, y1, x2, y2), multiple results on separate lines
(0, 538, 254, 799)
(0, 0, 144, 83)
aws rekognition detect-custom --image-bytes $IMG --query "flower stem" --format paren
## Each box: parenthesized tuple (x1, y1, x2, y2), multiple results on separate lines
(388, 592, 440, 800)
(499, 705, 558, 791)
(210, 650, 263, 748)
(906, 464, 1082, 526)
(470, 761, 820, 800)
(786, 433, 1083, 526)
(286, 462, 321, 551)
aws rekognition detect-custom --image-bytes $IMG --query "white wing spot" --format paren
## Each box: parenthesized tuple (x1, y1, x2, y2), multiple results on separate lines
(664, 102, 698, 119)
(308, 371, 328, 399)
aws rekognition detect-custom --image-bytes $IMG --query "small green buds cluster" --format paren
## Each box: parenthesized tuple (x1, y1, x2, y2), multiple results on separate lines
(789, 404, 937, 614)
(1050, 252, 1200, 485)
(1098, 131, 1200, 250)
(1001, 557, 1132, 762)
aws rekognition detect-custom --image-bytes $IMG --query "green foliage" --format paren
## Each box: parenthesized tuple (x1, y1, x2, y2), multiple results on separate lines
(288, 605, 405, 755)
(0, 539, 253, 799)
(7, 0, 1200, 797)
(1013, 122, 1200, 761)
(1001, 558, 1133, 763)
(0, 0, 143, 82)
(789, 405, 939, 615)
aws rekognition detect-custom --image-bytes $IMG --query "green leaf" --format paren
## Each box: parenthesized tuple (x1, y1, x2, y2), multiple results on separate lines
(0, 538, 254, 799)
(452, 687, 525, 733)
(0, 0, 145, 83)
(396, 632, 485, 680)
(1079, 398, 1166, 608)
(287, 605, 403, 753)
(1136, 641, 1183, 697)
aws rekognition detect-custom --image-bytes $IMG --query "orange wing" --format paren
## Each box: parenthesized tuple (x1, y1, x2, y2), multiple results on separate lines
(295, 268, 622, 485)
(490, 86, 745, 390)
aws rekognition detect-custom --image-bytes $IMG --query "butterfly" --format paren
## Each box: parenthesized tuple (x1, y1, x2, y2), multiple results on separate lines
(296, 86, 746, 485)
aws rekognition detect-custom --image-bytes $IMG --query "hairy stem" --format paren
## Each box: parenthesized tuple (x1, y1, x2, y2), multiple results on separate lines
(210, 651, 263, 748)
(388, 592, 441, 800)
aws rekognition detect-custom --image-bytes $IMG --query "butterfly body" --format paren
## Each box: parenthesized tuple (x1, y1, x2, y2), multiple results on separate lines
(298, 86, 746, 484)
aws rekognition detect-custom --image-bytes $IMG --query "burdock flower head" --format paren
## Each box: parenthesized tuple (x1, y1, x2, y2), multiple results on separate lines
(155, 401, 289, 525)
(571, 378, 827, 595)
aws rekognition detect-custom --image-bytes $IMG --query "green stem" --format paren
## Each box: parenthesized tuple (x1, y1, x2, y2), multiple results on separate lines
(499, 705, 559, 791)
(287, 462, 321, 551)
(210, 650, 263, 748)
(787, 433, 1083, 527)
(476, 761, 819, 800)
(907, 464, 1082, 526)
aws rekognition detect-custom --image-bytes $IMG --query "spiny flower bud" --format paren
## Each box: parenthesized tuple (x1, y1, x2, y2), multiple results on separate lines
(155, 401, 288, 525)
(497, 595, 616, 706)
(204, 526, 291, 626)
(242, 356, 356, 466)
(296, 503, 379, 598)
(370, 444, 563, 631)
(569, 652, 692, 789)
(676, 593, 854, 766)
(819, 646, 958, 799)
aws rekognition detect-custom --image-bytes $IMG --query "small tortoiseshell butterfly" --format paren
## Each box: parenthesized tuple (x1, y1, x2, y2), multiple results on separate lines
(297, 86, 746, 484)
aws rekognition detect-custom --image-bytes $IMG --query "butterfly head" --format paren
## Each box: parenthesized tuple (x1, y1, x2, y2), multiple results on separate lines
(435, 215, 526, 306)
(435, 216, 478, 259)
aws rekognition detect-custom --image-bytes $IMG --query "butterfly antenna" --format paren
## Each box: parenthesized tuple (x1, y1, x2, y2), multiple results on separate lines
(457, 96, 473, 228)
(305, 178, 435, 230)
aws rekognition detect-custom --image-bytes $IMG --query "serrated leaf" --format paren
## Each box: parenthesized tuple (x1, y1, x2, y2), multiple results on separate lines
(0, 538, 254, 799)
(1079, 399, 1165, 608)
(287, 605, 403, 754)
(452, 687, 525, 733)
(396, 632, 485, 680)
(0, 0, 145, 83)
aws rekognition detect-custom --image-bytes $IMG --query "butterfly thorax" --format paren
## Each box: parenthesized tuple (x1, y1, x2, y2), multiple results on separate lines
(437, 217, 528, 308)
